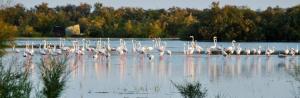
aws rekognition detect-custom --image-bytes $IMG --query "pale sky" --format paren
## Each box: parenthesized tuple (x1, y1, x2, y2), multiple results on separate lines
(12, 0, 300, 10)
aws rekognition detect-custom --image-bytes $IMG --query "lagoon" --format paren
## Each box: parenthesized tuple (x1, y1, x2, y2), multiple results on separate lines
(2, 38, 300, 98)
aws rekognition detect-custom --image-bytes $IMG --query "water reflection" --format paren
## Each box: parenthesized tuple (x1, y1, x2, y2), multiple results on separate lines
(3, 52, 300, 98)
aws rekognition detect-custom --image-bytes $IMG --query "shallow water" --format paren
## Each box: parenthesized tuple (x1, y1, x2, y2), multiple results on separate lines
(2, 38, 300, 98)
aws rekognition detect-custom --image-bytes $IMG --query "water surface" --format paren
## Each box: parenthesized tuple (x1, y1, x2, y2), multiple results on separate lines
(2, 38, 300, 98)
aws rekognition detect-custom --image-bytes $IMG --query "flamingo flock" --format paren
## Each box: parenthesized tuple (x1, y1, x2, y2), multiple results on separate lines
(12, 37, 300, 60)
(182, 36, 299, 57)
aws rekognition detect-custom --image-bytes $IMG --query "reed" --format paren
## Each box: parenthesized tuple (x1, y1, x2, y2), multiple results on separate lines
(0, 57, 32, 98)
(38, 56, 72, 98)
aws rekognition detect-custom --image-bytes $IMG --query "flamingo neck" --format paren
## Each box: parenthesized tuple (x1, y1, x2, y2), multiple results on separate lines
(214, 39, 217, 47)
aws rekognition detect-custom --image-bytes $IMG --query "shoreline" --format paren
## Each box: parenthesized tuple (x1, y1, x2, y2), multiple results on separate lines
(14, 37, 300, 42)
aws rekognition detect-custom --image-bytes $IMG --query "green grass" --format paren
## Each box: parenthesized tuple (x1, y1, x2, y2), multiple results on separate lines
(38, 56, 72, 98)
(0, 57, 32, 98)
(171, 81, 207, 98)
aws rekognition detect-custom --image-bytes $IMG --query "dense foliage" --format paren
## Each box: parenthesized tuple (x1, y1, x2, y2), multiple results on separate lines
(0, 2, 300, 41)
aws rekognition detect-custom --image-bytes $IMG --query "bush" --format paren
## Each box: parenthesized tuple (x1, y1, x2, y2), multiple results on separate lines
(171, 81, 207, 98)
(38, 56, 72, 98)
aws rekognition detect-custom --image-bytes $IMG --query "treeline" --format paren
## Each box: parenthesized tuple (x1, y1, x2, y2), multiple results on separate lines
(0, 2, 300, 41)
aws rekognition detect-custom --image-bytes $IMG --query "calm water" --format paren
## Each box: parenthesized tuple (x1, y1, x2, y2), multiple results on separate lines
(2, 38, 300, 98)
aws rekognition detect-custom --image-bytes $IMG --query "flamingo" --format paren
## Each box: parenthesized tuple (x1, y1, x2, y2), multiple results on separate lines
(245, 48, 251, 55)
(284, 46, 289, 55)
(132, 40, 137, 53)
(206, 48, 212, 55)
(252, 48, 257, 55)
(221, 48, 228, 57)
(27, 42, 34, 56)
(190, 36, 196, 48)
(23, 51, 27, 57)
(12, 44, 20, 53)
(61, 38, 69, 51)
(183, 43, 187, 55)
(195, 42, 203, 54)
(226, 40, 236, 54)
(39, 44, 47, 55)
(117, 39, 126, 55)
(93, 52, 98, 59)
(235, 44, 242, 55)
(290, 48, 296, 56)
(296, 45, 299, 54)
(257, 46, 262, 55)
(265, 46, 274, 56)
(210, 36, 221, 51)
(146, 54, 154, 61)
(166, 50, 172, 55)
(186, 43, 194, 55)
(106, 38, 112, 52)
(157, 41, 166, 56)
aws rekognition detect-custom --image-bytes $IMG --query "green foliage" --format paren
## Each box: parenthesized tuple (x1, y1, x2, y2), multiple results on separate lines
(1, 2, 300, 40)
(0, 21, 17, 56)
(171, 81, 207, 98)
(38, 56, 72, 98)
(0, 58, 32, 98)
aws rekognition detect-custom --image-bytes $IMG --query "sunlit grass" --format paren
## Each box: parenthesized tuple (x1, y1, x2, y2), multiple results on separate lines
(38, 56, 72, 98)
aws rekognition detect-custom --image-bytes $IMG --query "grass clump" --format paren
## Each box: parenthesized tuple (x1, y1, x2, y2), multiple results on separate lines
(38, 56, 72, 98)
(0, 58, 32, 98)
(171, 81, 207, 98)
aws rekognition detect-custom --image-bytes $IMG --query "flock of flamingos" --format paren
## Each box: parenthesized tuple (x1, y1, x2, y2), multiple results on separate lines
(11, 36, 299, 60)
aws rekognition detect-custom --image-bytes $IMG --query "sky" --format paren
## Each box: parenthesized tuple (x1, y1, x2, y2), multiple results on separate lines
(11, 0, 300, 10)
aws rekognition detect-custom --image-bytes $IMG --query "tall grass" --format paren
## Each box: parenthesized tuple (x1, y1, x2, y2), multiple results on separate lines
(38, 56, 72, 98)
(171, 81, 207, 98)
(0, 57, 32, 98)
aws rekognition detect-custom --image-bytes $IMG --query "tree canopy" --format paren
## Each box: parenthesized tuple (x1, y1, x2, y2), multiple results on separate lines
(0, 2, 300, 41)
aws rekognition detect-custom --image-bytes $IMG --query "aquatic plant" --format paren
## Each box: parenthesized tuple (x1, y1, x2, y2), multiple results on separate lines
(38, 56, 72, 98)
(171, 81, 207, 98)
(0, 58, 32, 98)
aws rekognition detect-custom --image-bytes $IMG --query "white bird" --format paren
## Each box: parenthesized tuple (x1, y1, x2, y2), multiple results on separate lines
(186, 43, 194, 55)
(245, 48, 251, 55)
(39, 44, 47, 55)
(28, 42, 34, 56)
(210, 36, 221, 51)
(23, 51, 27, 57)
(183, 43, 187, 55)
(290, 48, 296, 56)
(295, 45, 299, 54)
(257, 46, 262, 55)
(146, 54, 154, 61)
(132, 40, 137, 53)
(265, 46, 274, 56)
(93, 53, 98, 59)
(226, 40, 236, 54)
(190, 36, 196, 48)
(206, 48, 212, 55)
(252, 48, 257, 55)
(157, 41, 166, 56)
(235, 44, 242, 55)
(166, 50, 172, 55)
(12, 44, 20, 53)
(195, 43, 203, 54)
(221, 48, 228, 57)
(284, 46, 289, 55)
